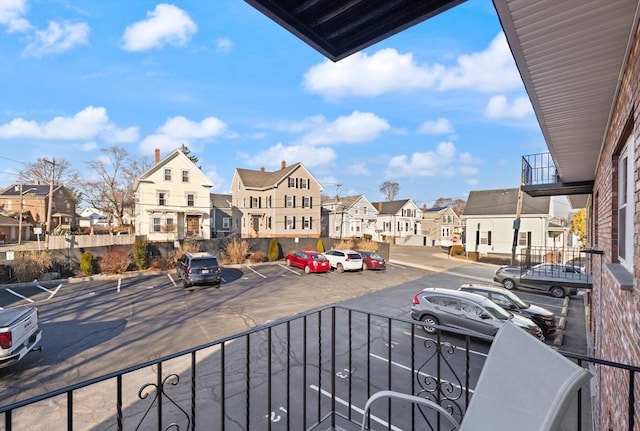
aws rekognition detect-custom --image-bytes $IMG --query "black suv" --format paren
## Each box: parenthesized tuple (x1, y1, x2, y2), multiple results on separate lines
(176, 252, 222, 288)
(458, 284, 556, 336)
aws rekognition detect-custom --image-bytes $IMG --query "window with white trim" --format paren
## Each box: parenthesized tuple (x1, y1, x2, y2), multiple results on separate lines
(164, 169, 171, 181)
(302, 216, 312, 229)
(480, 231, 492, 245)
(286, 195, 295, 208)
(153, 217, 161, 232)
(182, 170, 189, 183)
(518, 231, 529, 247)
(166, 218, 175, 232)
(618, 137, 634, 270)
(186, 194, 195, 207)
(222, 217, 230, 229)
(285, 216, 295, 230)
(302, 196, 311, 208)
(158, 192, 167, 206)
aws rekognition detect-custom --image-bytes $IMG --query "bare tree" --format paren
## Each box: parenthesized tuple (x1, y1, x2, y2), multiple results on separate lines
(379, 181, 400, 201)
(81, 147, 134, 228)
(433, 197, 466, 215)
(16, 157, 82, 200)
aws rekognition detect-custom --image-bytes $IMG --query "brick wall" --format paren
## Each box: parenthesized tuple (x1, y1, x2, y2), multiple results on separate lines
(591, 19, 640, 431)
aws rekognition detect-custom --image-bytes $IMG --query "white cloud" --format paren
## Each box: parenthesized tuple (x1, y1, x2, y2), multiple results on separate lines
(122, 4, 197, 52)
(466, 179, 479, 186)
(0, 0, 31, 33)
(203, 165, 225, 192)
(298, 111, 390, 145)
(80, 141, 98, 152)
(139, 115, 228, 154)
(348, 162, 370, 176)
(103, 126, 139, 143)
(303, 33, 522, 98)
(157, 116, 227, 139)
(215, 37, 233, 53)
(245, 143, 336, 169)
(0, 106, 135, 141)
(386, 141, 480, 178)
(304, 48, 440, 98)
(485, 95, 533, 119)
(418, 118, 453, 134)
(22, 21, 89, 57)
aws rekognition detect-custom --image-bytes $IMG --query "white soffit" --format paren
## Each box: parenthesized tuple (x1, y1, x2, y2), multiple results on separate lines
(494, 0, 639, 187)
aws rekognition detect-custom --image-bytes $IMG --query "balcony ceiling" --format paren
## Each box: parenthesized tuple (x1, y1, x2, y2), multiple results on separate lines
(494, 0, 640, 207)
(244, 0, 465, 62)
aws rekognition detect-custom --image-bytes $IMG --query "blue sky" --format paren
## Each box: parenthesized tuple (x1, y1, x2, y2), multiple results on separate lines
(0, 0, 548, 207)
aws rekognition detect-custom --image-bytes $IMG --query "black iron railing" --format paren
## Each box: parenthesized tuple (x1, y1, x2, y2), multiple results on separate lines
(522, 152, 558, 186)
(0, 305, 637, 430)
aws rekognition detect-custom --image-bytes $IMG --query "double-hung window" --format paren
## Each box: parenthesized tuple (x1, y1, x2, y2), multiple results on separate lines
(618, 138, 634, 271)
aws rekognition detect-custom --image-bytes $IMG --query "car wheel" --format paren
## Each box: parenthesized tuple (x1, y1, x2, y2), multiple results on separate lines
(550, 286, 565, 298)
(421, 315, 439, 334)
(304, 265, 311, 274)
(286, 258, 291, 266)
(337, 263, 344, 273)
(502, 278, 516, 290)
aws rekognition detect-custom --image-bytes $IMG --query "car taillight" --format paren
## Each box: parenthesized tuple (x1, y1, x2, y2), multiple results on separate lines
(186, 268, 192, 274)
(345, 255, 350, 261)
(0, 332, 12, 349)
(412, 293, 421, 305)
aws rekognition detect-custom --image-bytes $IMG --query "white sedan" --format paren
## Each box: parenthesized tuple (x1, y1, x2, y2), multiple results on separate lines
(324, 249, 363, 272)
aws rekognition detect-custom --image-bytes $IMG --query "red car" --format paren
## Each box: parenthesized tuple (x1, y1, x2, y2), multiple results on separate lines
(285, 251, 331, 274)
(357, 250, 386, 271)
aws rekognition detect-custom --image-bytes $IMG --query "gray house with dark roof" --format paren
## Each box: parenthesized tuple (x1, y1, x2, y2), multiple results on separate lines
(210, 193, 232, 237)
(230, 161, 323, 238)
(462, 188, 569, 256)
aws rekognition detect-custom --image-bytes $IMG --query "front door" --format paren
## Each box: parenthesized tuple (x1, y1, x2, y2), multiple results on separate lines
(186, 215, 200, 237)
(251, 215, 260, 235)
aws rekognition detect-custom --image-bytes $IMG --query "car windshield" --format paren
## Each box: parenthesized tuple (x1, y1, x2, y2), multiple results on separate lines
(191, 258, 218, 268)
(367, 252, 382, 259)
(502, 290, 528, 308)
(483, 302, 511, 320)
(312, 254, 327, 261)
(348, 253, 361, 259)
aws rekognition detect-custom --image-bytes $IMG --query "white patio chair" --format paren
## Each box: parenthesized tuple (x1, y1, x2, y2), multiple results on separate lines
(361, 321, 591, 431)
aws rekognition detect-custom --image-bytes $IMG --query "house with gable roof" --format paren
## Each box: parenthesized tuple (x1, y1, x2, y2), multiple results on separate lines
(371, 199, 423, 244)
(230, 161, 323, 238)
(422, 206, 463, 247)
(462, 188, 569, 256)
(134, 148, 213, 241)
(321, 194, 378, 239)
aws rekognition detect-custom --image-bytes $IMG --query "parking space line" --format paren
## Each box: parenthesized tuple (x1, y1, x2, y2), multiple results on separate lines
(387, 263, 406, 269)
(47, 283, 62, 300)
(5, 288, 35, 303)
(402, 331, 488, 357)
(246, 266, 267, 278)
(278, 264, 301, 275)
(167, 273, 178, 286)
(369, 353, 475, 394)
(36, 284, 53, 294)
(309, 384, 401, 431)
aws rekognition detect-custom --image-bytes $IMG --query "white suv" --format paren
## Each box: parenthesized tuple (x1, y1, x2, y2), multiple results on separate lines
(324, 249, 363, 272)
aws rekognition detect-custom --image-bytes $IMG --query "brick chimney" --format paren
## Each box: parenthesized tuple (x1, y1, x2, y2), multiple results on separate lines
(155, 148, 160, 163)
(281, 160, 286, 170)
(260, 166, 265, 172)
(378, 202, 383, 212)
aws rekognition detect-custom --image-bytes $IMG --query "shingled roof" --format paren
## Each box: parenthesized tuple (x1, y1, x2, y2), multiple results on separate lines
(463, 188, 550, 216)
(370, 199, 411, 215)
(236, 162, 313, 190)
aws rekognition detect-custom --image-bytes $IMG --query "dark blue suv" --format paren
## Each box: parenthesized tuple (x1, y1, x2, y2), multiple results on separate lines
(176, 252, 222, 288)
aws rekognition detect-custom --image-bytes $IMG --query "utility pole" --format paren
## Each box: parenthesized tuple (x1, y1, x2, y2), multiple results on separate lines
(17, 183, 23, 245)
(44, 158, 56, 246)
(511, 188, 524, 265)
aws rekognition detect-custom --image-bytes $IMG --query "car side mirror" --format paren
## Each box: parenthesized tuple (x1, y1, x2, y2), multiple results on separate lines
(480, 312, 491, 319)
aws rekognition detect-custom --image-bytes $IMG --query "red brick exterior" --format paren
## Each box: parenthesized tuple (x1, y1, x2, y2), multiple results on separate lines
(590, 20, 640, 431)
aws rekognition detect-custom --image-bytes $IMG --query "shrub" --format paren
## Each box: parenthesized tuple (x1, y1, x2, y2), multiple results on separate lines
(222, 238, 250, 264)
(355, 238, 379, 252)
(316, 239, 325, 253)
(268, 238, 279, 261)
(250, 251, 267, 263)
(362, 233, 372, 241)
(333, 239, 354, 250)
(132, 236, 149, 270)
(450, 245, 465, 256)
(149, 257, 172, 270)
(11, 250, 53, 282)
(98, 247, 132, 274)
(80, 251, 95, 276)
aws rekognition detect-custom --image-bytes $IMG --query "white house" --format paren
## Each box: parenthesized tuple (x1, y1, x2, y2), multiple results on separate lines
(134, 148, 214, 241)
(462, 188, 570, 257)
(322, 195, 378, 239)
(371, 199, 423, 244)
(78, 207, 108, 227)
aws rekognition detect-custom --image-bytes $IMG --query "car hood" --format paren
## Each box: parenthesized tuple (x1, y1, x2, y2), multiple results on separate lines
(509, 313, 537, 330)
(526, 303, 555, 318)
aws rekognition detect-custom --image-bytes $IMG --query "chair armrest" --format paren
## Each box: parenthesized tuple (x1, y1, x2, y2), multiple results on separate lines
(360, 390, 461, 431)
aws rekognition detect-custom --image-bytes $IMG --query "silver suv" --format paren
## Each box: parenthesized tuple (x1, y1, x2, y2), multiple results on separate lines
(411, 288, 544, 341)
(176, 252, 222, 288)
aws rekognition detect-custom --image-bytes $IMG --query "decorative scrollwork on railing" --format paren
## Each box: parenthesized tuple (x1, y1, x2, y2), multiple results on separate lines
(413, 338, 466, 428)
(134, 373, 191, 431)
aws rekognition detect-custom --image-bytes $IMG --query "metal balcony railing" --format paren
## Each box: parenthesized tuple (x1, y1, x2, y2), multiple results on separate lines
(0, 305, 636, 430)
(521, 152, 558, 186)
